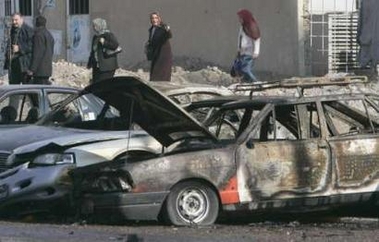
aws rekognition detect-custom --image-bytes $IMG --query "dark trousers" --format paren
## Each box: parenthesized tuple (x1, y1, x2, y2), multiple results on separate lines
(31, 76, 51, 85)
(91, 68, 115, 84)
(9, 59, 29, 84)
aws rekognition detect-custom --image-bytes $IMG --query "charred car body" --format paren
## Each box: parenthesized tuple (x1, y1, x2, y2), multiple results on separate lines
(0, 78, 233, 216)
(71, 77, 379, 226)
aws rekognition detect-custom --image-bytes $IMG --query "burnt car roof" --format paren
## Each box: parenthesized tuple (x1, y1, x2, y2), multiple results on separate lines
(228, 75, 368, 96)
(198, 91, 379, 105)
(82, 76, 217, 147)
(150, 81, 233, 97)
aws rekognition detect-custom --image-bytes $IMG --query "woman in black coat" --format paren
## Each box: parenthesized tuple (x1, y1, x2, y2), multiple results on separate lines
(87, 18, 119, 84)
(145, 12, 173, 82)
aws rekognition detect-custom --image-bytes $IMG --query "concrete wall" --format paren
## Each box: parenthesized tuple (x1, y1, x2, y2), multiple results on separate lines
(40, 0, 67, 61)
(91, 0, 302, 77)
(0, 0, 303, 78)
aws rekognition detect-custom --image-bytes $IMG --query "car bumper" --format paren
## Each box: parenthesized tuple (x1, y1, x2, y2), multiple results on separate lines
(0, 163, 74, 213)
(80, 191, 169, 221)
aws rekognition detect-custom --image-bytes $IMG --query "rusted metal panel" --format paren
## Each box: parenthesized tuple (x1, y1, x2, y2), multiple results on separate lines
(127, 147, 236, 195)
(329, 137, 379, 188)
(236, 140, 330, 203)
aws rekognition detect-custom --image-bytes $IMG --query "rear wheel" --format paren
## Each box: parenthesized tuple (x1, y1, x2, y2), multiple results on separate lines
(164, 181, 219, 226)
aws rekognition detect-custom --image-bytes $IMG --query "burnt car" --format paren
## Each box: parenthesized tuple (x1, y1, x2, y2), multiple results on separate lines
(0, 78, 234, 216)
(71, 77, 379, 226)
(0, 84, 78, 128)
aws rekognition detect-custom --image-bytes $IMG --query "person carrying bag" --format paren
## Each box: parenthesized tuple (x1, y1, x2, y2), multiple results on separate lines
(87, 18, 120, 84)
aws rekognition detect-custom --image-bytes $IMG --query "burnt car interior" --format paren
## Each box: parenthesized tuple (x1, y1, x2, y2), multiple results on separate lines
(322, 99, 379, 136)
(214, 96, 379, 144)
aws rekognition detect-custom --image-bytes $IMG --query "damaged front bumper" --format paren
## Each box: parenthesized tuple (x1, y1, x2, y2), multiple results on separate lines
(0, 162, 74, 216)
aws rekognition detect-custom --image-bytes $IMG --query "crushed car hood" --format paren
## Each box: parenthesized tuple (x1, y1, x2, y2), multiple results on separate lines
(83, 76, 217, 147)
(0, 125, 138, 153)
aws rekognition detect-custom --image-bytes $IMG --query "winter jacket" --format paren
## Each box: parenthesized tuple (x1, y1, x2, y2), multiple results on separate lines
(87, 32, 119, 72)
(30, 26, 55, 77)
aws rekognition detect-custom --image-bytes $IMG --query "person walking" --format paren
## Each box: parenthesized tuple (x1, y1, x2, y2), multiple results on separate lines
(87, 18, 119, 84)
(236, 9, 261, 82)
(145, 12, 172, 81)
(3, 13, 33, 84)
(27, 16, 55, 85)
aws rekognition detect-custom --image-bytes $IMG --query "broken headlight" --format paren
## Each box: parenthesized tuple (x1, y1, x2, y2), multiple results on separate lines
(80, 172, 132, 193)
(32, 153, 75, 165)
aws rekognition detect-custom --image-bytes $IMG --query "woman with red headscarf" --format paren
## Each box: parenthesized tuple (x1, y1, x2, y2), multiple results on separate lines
(236, 9, 261, 82)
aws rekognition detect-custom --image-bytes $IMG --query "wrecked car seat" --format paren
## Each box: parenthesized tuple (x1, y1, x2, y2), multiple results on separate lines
(25, 107, 39, 124)
(0, 106, 17, 124)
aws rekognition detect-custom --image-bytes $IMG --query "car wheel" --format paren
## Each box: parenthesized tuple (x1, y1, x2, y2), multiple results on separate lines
(164, 181, 219, 226)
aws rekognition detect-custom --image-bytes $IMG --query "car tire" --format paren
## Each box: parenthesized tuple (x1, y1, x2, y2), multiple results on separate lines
(164, 181, 219, 226)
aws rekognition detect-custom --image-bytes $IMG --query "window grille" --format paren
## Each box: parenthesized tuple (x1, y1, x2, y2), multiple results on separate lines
(328, 13, 359, 73)
(19, 0, 32, 16)
(69, 0, 89, 15)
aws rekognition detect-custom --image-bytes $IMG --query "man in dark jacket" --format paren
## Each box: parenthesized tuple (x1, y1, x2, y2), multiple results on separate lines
(3, 13, 33, 84)
(27, 15, 55, 84)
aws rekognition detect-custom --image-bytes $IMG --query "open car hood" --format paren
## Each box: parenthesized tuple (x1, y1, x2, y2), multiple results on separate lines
(83, 76, 217, 147)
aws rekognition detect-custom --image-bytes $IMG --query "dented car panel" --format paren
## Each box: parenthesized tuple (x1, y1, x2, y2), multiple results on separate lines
(0, 162, 73, 215)
(72, 88, 379, 226)
(77, 146, 237, 220)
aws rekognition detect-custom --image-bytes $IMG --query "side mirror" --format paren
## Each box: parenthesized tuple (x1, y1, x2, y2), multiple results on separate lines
(246, 138, 255, 149)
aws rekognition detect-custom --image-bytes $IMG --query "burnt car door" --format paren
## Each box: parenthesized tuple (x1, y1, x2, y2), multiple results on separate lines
(235, 100, 331, 204)
(322, 97, 379, 202)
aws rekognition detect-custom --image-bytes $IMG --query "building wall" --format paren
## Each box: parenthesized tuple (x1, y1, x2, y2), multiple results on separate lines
(0, 0, 304, 78)
(41, 0, 67, 60)
(90, 0, 302, 77)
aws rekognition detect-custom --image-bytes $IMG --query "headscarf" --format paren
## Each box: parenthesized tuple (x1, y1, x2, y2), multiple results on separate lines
(92, 18, 109, 35)
(237, 9, 260, 40)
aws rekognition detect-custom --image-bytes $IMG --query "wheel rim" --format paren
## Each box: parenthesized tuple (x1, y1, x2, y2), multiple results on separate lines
(175, 187, 210, 224)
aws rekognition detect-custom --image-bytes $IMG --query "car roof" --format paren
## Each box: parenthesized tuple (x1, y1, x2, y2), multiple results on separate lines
(150, 81, 234, 97)
(186, 92, 379, 111)
(0, 85, 79, 95)
(83, 76, 217, 147)
(228, 75, 369, 97)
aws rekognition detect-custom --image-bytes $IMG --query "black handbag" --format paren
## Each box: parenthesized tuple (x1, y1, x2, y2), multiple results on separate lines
(230, 57, 242, 77)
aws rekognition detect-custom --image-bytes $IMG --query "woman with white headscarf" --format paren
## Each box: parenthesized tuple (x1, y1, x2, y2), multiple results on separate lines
(87, 18, 120, 83)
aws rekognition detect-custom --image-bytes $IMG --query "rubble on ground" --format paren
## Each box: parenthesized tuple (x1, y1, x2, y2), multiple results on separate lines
(0, 59, 378, 97)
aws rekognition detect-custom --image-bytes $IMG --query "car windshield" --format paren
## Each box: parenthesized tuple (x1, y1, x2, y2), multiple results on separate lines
(39, 93, 124, 130)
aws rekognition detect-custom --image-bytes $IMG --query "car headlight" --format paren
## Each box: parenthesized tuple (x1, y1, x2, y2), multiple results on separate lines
(32, 153, 75, 165)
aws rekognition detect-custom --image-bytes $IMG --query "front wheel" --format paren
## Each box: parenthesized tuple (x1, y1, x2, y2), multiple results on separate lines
(164, 181, 219, 226)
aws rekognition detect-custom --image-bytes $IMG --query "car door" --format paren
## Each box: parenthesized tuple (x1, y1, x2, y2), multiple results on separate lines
(235, 101, 331, 203)
(322, 98, 379, 200)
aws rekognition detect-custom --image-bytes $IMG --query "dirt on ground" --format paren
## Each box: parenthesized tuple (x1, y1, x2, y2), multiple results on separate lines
(0, 58, 378, 96)
(0, 59, 377, 96)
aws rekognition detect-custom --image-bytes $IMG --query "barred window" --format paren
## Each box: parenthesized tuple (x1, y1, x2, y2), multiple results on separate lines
(19, 0, 32, 16)
(69, 0, 89, 15)
(4, 0, 12, 16)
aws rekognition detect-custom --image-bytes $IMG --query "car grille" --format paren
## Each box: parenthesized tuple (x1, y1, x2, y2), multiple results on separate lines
(0, 152, 11, 173)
